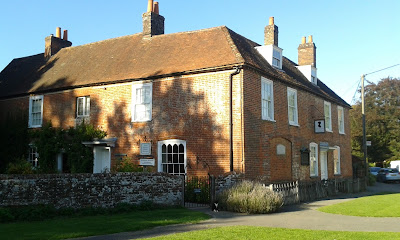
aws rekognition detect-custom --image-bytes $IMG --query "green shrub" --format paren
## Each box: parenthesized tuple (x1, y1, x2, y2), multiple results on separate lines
(217, 180, 283, 214)
(114, 157, 144, 172)
(6, 157, 34, 174)
(367, 173, 376, 186)
(0, 208, 15, 222)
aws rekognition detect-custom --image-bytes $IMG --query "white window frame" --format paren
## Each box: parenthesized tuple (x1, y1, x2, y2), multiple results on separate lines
(28, 144, 39, 168)
(337, 106, 345, 134)
(132, 82, 152, 122)
(158, 139, 187, 176)
(324, 101, 332, 132)
(309, 142, 318, 177)
(287, 87, 298, 126)
(76, 96, 90, 117)
(28, 95, 44, 128)
(261, 77, 274, 121)
(333, 146, 341, 175)
(272, 48, 282, 68)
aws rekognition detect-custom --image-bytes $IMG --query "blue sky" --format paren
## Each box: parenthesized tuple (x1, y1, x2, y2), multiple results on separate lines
(1, 0, 399, 104)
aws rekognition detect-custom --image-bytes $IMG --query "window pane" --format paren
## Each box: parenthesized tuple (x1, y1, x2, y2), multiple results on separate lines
(173, 144, 178, 153)
(179, 154, 184, 163)
(162, 144, 166, 153)
(162, 154, 166, 163)
(167, 164, 173, 173)
(167, 144, 172, 153)
(77, 98, 84, 116)
(167, 153, 172, 163)
(85, 97, 90, 115)
(173, 154, 178, 163)
(144, 86, 151, 103)
(136, 88, 143, 103)
(179, 144, 184, 153)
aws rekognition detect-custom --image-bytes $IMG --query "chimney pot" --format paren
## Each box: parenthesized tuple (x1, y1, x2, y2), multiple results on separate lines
(153, 2, 159, 14)
(63, 30, 68, 41)
(269, 17, 274, 25)
(147, 0, 154, 12)
(308, 35, 313, 43)
(56, 27, 61, 38)
(301, 36, 306, 44)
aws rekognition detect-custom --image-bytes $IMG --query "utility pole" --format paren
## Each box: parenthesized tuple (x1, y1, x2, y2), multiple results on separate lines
(361, 74, 368, 178)
(360, 64, 400, 180)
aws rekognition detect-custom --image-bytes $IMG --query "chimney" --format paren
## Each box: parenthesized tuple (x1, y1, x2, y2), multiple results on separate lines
(298, 35, 316, 67)
(142, 0, 165, 37)
(264, 17, 278, 46)
(44, 27, 72, 60)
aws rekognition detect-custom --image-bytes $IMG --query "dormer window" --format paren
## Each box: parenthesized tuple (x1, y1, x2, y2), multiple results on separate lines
(296, 65, 318, 85)
(272, 49, 281, 68)
(255, 45, 283, 70)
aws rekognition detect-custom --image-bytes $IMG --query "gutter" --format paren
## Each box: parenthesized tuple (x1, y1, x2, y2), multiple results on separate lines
(229, 67, 241, 172)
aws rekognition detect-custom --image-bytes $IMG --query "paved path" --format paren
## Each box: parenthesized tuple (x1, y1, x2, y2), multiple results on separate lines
(76, 182, 400, 240)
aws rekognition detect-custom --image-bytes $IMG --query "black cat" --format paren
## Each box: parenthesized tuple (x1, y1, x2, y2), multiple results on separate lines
(212, 201, 219, 212)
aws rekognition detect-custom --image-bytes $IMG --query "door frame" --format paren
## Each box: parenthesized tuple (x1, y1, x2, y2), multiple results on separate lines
(320, 150, 328, 180)
(93, 146, 111, 173)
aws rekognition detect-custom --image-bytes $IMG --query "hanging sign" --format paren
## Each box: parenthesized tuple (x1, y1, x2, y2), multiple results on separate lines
(314, 119, 325, 133)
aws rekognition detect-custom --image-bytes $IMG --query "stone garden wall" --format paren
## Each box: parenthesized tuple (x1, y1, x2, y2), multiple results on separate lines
(0, 172, 183, 209)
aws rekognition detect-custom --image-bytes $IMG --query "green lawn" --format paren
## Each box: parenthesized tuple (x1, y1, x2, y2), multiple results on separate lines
(141, 226, 400, 240)
(0, 208, 210, 240)
(318, 193, 400, 217)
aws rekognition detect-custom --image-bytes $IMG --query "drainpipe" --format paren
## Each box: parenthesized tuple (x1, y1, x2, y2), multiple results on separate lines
(229, 67, 241, 172)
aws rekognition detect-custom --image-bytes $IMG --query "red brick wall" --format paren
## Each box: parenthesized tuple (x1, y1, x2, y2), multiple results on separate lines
(0, 71, 243, 176)
(0, 67, 351, 181)
(242, 67, 352, 183)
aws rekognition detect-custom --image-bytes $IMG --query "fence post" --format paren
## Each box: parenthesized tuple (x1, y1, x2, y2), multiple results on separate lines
(210, 175, 215, 208)
(181, 175, 185, 207)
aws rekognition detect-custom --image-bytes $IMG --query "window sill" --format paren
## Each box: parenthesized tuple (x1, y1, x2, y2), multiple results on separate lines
(310, 175, 319, 179)
(29, 125, 42, 129)
(325, 129, 333, 133)
(132, 119, 152, 123)
(339, 132, 345, 135)
(262, 119, 276, 123)
(334, 173, 341, 176)
(289, 123, 300, 127)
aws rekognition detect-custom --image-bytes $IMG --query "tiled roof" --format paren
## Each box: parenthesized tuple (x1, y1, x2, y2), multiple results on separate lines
(0, 26, 350, 107)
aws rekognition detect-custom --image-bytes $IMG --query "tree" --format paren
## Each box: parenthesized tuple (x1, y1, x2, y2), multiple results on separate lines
(351, 77, 400, 163)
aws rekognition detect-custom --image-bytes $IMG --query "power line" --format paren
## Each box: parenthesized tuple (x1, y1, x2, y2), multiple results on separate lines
(364, 64, 400, 77)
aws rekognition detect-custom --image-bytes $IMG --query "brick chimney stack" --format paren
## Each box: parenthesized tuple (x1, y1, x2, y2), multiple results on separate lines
(142, 0, 165, 37)
(264, 17, 278, 46)
(298, 35, 316, 67)
(44, 27, 72, 60)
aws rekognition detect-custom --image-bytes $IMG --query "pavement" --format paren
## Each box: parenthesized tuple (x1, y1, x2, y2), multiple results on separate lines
(76, 182, 400, 240)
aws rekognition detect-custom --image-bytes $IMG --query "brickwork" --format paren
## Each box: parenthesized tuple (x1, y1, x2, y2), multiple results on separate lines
(242, 67, 352, 183)
(0, 173, 183, 208)
(298, 42, 317, 67)
(0, 68, 351, 182)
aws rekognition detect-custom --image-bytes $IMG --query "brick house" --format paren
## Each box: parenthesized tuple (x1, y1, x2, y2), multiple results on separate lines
(0, 1, 351, 182)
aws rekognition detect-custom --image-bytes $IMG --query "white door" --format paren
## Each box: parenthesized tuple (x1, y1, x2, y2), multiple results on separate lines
(93, 147, 111, 173)
(320, 151, 328, 180)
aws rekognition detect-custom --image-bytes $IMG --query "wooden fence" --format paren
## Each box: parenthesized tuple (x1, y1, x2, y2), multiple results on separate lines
(268, 178, 366, 205)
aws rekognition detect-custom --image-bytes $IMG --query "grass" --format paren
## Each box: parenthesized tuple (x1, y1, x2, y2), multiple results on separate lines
(0, 208, 210, 240)
(319, 193, 400, 217)
(141, 226, 400, 240)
